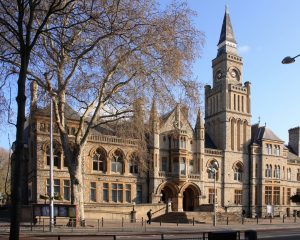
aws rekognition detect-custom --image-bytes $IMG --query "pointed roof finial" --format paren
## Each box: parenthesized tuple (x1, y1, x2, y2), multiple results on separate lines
(217, 5, 236, 45)
(225, 3, 228, 14)
(195, 108, 204, 129)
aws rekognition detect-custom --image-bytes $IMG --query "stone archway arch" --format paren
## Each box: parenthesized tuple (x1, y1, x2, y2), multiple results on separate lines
(155, 182, 179, 211)
(180, 183, 202, 211)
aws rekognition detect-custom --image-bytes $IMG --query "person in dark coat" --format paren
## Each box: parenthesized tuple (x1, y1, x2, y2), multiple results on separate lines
(147, 209, 152, 224)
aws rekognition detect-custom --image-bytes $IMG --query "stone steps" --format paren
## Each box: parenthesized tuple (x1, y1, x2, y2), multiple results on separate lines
(152, 211, 241, 224)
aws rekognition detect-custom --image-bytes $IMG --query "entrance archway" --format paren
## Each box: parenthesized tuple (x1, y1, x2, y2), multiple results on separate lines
(183, 187, 195, 211)
(181, 183, 201, 212)
(161, 186, 174, 204)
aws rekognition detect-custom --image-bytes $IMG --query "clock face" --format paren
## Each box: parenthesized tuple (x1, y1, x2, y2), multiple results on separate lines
(216, 70, 222, 80)
(231, 69, 238, 78)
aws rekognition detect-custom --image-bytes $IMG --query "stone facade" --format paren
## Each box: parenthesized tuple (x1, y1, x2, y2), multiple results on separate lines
(25, 9, 300, 219)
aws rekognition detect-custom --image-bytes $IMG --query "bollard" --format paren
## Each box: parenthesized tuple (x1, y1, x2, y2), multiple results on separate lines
(160, 219, 162, 226)
(161, 233, 164, 240)
(226, 216, 229, 225)
(58, 236, 60, 240)
(177, 219, 179, 226)
(122, 217, 124, 230)
(193, 217, 195, 226)
(295, 214, 297, 223)
(283, 215, 285, 223)
(142, 217, 144, 226)
(98, 219, 100, 232)
(102, 217, 104, 227)
(43, 218, 45, 232)
(113, 236, 117, 240)
(269, 216, 272, 224)
(256, 215, 259, 224)
(242, 217, 244, 224)
(30, 219, 33, 231)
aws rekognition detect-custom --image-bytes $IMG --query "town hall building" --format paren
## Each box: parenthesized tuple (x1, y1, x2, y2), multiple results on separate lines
(25, 9, 300, 219)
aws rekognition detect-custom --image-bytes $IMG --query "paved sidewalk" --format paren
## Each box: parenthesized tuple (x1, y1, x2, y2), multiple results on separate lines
(1, 217, 300, 237)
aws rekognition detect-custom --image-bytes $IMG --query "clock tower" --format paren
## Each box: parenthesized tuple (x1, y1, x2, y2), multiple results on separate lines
(205, 7, 251, 152)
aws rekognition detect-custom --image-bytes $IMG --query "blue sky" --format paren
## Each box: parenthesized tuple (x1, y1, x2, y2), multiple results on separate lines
(1, 0, 300, 149)
(187, 0, 300, 144)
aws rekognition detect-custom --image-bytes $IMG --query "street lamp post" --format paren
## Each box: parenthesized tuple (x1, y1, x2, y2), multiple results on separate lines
(49, 96, 54, 232)
(213, 168, 216, 227)
(131, 202, 136, 223)
(282, 54, 300, 64)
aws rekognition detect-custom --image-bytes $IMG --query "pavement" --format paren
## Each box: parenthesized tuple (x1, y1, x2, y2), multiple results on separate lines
(1, 217, 300, 239)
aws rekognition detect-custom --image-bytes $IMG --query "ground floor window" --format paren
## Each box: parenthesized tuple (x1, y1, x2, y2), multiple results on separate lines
(90, 182, 96, 202)
(125, 184, 131, 203)
(287, 188, 291, 205)
(234, 189, 243, 205)
(63, 180, 70, 201)
(103, 183, 109, 202)
(47, 179, 60, 197)
(208, 188, 216, 204)
(136, 185, 143, 203)
(273, 187, 280, 205)
(112, 183, 123, 203)
(264, 186, 281, 205)
(265, 186, 272, 205)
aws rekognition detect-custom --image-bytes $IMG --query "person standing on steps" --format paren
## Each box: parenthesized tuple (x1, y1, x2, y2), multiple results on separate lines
(147, 209, 152, 224)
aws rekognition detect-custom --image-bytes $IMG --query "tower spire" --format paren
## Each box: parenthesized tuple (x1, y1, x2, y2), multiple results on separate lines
(217, 7, 237, 56)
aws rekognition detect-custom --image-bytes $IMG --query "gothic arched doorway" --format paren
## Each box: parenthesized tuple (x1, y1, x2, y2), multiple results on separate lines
(181, 183, 201, 212)
(161, 186, 174, 204)
(183, 187, 195, 211)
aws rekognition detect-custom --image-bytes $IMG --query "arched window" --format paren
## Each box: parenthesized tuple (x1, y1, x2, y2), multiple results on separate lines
(129, 153, 139, 174)
(234, 162, 243, 182)
(180, 157, 186, 175)
(274, 165, 280, 179)
(111, 150, 124, 174)
(93, 148, 107, 172)
(46, 142, 61, 168)
(265, 164, 272, 178)
(265, 164, 269, 178)
(287, 168, 291, 180)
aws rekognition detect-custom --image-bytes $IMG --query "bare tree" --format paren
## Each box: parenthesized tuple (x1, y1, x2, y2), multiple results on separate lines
(0, 1, 81, 238)
(29, 0, 204, 225)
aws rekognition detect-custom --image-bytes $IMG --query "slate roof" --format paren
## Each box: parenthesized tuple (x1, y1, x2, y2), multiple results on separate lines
(205, 133, 217, 149)
(35, 103, 81, 121)
(218, 7, 237, 45)
(251, 124, 283, 144)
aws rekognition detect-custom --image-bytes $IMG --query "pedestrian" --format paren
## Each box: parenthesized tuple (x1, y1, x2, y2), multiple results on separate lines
(147, 209, 152, 224)
(242, 209, 246, 218)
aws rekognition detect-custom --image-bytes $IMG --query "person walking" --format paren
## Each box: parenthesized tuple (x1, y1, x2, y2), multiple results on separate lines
(147, 209, 152, 224)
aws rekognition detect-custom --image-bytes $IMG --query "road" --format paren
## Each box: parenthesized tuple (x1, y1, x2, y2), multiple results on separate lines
(2, 229, 300, 240)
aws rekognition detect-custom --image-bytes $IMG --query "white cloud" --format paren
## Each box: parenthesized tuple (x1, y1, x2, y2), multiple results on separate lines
(238, 45, 250, 54)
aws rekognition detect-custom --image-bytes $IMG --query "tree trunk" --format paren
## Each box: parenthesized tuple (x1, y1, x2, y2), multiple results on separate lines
(61, 139, 85, 226)
(10, 60, 28, 240)
(72, 160, 85, 225)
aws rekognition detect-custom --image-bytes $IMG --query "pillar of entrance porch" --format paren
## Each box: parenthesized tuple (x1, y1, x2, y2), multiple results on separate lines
(177, 194, 183, 212)
(167, 200, 172, 213)
(152, 193, 161, 203)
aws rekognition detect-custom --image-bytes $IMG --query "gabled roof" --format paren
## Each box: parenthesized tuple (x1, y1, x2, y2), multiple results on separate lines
(251, 124, 283, 144)
(35, 103, 81, 121)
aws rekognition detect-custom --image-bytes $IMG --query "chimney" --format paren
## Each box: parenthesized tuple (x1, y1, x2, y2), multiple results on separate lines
(288, 127, 300, 157)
